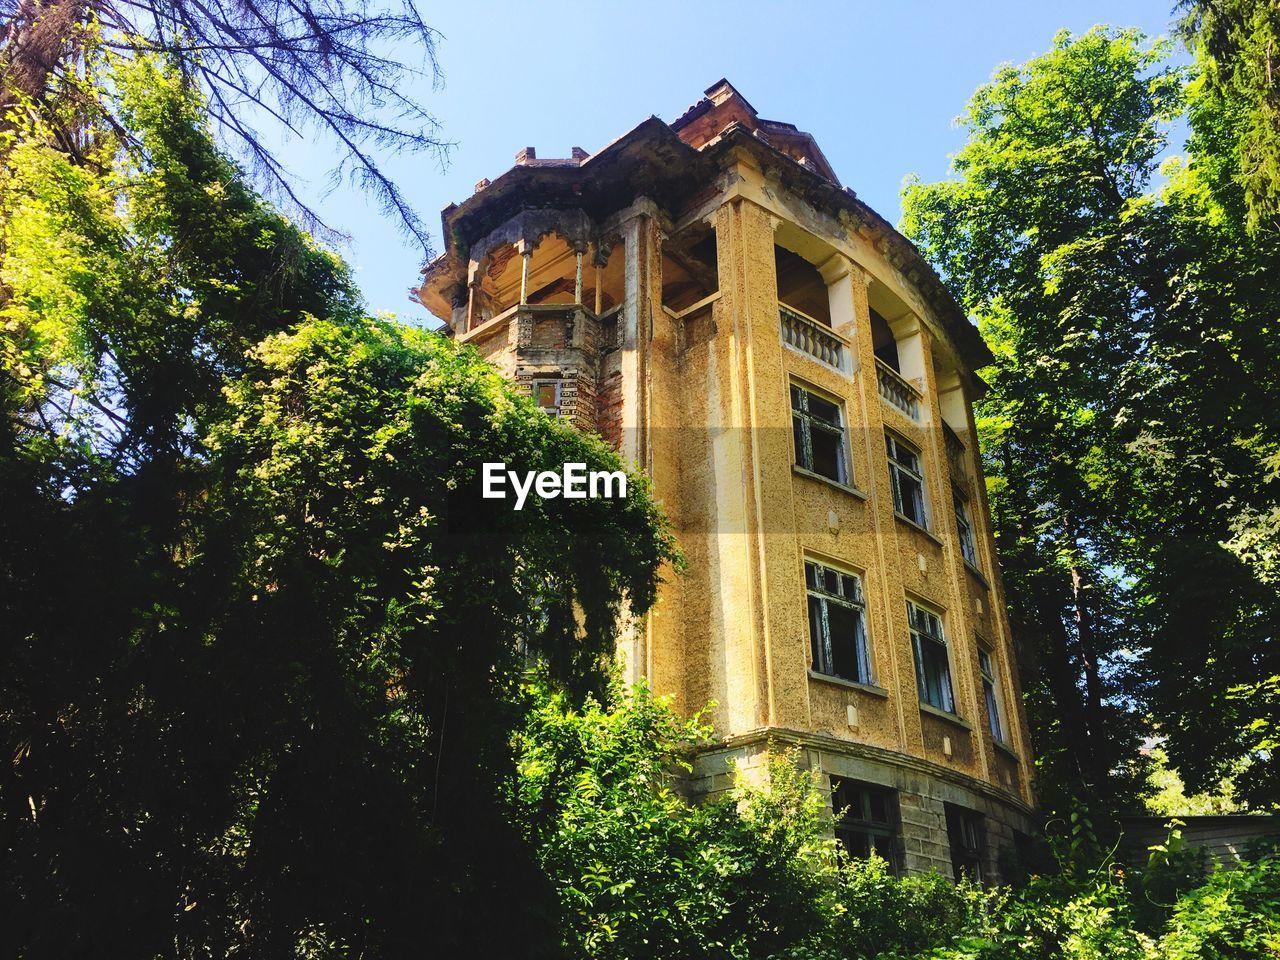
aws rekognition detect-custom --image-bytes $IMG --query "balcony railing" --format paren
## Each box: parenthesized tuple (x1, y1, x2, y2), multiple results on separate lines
(876, 358, 922, 421)
(780, 303, 846, 370)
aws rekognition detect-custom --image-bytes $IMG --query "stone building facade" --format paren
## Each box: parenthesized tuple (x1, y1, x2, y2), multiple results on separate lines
(417, 80, 1037, 883)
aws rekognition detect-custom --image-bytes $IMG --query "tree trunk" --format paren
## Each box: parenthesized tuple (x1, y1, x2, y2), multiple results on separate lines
(1, 0, 86, 123)
(1064, 517, 1111, 794)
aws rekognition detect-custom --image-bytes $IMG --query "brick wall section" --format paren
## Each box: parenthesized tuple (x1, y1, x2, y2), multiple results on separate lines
(596, 369, 623, 450)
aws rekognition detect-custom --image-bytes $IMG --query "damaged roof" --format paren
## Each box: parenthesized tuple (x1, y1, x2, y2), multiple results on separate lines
(419, 81, 991, 371)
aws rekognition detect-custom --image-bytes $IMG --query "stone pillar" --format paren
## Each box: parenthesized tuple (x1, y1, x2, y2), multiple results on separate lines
(573, 245, 585, 305)
(517, 242, 532, 305)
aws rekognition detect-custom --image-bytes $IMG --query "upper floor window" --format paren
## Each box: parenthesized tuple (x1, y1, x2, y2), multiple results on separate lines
(792, 384, 849, 485)
(806, 561, 872, 684)
(886, 432, 927, 527)
(908, 601, 955, 714)
(532, 379, 561, 416)
(954, 488, 978, 567)
(978, 646, 1005, 743)
(832, 777, 900, 872)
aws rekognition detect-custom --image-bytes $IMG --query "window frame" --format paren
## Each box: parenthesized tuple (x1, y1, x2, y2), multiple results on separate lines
(805, 559, 873, 685)
(945, 803, 986, 884)
(532, 378, 562, 416)
(791, 382, 851, 486)
(953, 487, 978, 568)
(886, 432, 928, 528)
(908, 599, 956, 715)
(978, 644, 1005, 744)
(832, 776, 901, 873)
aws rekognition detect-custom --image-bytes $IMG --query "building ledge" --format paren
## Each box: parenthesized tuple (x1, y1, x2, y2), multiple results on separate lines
(993, 739, 1021, 763)
(919, 702, 972, 731)
(894, 512, 944, 548)
(792, 465, 868, 501)
(808, 671, 889, 698)
(701, 724, 1035, 814)
(964, 561, 991, 590)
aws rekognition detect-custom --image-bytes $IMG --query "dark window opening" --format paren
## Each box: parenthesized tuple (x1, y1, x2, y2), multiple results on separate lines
(774, 245, 830, 325)
(662, 227, 719, 313)
(909, 601, 955, 714)
(945, 804, 986, 883)
(954, 488, 978, 567)
(870, 307, 900, 371)
(832, 777, 900, 872)
(979, 647, 1004, 742)
(792, 385, 849, 484)
(806, 561, 872, 684)
(886, 433, 927, 527)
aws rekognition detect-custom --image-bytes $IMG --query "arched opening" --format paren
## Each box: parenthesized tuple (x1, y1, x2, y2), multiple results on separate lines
(774, 245, 831, 325)
(870, 308, 900, 372)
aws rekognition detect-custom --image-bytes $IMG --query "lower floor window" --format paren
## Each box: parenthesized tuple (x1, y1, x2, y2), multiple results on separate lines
(945, 803, 986, 883)
(532, 379, 561, 415)
(832, 777, 900, 872)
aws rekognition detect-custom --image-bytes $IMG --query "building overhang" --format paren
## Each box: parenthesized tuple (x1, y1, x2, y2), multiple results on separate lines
(418, 86, 994, 376)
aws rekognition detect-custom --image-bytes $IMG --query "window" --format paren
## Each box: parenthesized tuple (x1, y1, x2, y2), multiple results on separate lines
(806, 561, 872, 684)
(792, 384, 849, 485)
(954, 489, 978, 567)
(886, 433, 927, 527)
(832, 777, 900, 871)
(532, 379, 561, 416)
(945, 804, 986, 883)
(978, 646, 1004, 743)
(908, 601, 955, 714)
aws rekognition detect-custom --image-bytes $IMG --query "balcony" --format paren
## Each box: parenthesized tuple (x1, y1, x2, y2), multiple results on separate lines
(780, 303, 847, 370)
(876, 358, 922, 421)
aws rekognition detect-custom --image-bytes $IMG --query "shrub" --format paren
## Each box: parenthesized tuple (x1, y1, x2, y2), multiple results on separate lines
(1158, 853, 1280, 959)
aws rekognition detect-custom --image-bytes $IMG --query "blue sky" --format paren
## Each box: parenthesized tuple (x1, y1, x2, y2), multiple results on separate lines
(268, 0, 1183, 320)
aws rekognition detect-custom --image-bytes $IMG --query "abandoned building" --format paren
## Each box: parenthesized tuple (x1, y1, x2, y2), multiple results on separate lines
(416, 80, 1037, 883)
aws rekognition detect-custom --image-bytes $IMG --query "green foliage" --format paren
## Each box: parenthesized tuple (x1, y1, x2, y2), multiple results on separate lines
(902, 26, 1280, 813)
(1159, 853, 1280, 959)
(818, 854, 984, 959)
(1179, 0, 1280, 233)
(1144, 748, 1242, 817)
(514, 682, 834, 959)
(1, 53, 674, 958)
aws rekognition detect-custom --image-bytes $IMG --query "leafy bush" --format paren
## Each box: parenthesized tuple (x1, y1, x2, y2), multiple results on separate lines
(1158, 854, 1280, 959)
(513, 685, 1280, 960)
(512, 681, 835, 960)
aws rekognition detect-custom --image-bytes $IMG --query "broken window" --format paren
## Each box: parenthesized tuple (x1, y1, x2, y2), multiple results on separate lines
(908, 601, 955, 714)
(806, 560, 872, 684)
(945, 804, 986, 883)
(978, 646, 1004, 743)
(886, 433, 927, 527)
(792, 384, 849, 484)
(832, 777, 900, 872)
(954, 488, 978, 567)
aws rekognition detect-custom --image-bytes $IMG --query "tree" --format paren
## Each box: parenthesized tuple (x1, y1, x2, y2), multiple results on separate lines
(1178, 0, 1280, 234)
(1, 54, 675, 957)
(0, 0, 444, 243)
(902, 27, 1280, 814)
(902, 27, 1183, 815)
